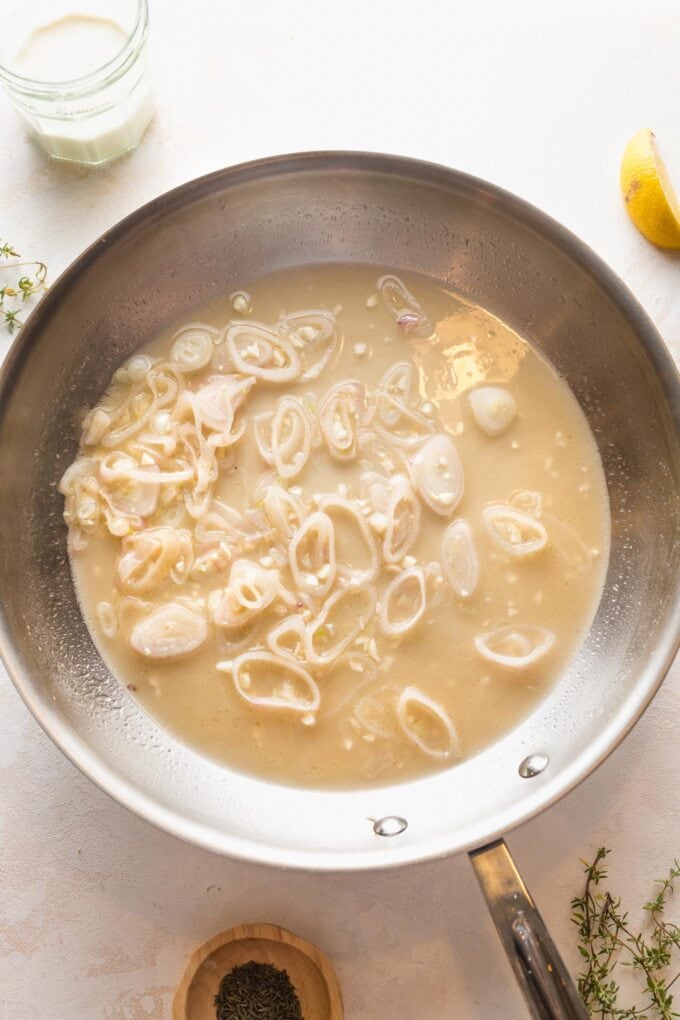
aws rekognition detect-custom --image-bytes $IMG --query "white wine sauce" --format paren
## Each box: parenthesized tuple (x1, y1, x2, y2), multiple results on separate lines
(62, 264, 610, 787)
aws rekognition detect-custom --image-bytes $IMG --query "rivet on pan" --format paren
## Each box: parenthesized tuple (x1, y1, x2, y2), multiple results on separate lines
(518, 753, 549, 778)
(373, 815, 408, 837)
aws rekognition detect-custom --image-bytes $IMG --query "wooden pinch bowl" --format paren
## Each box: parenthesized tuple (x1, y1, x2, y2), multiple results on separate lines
(173, 922, 344, 1019)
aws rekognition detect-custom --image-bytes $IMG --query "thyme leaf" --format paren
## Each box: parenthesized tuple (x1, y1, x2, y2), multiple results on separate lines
(572, 848, 680, 1018)
(0, 240, 48, 334)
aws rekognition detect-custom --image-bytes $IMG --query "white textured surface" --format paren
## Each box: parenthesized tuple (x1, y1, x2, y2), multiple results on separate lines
(2, 1, 680, 1017)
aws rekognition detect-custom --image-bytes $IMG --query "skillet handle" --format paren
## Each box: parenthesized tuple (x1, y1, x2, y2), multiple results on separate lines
(469, 839, 588, 1020)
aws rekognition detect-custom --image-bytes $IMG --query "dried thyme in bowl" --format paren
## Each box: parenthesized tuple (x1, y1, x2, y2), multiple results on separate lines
(215, 960, 303, 1020)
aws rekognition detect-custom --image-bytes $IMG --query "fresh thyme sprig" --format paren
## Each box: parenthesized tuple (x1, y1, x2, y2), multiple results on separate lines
(572, 848, 680, 1018)
(0, 240, 48, 334)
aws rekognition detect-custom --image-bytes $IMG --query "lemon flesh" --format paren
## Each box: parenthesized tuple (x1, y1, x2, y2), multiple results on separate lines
(620, 128, 680, 249)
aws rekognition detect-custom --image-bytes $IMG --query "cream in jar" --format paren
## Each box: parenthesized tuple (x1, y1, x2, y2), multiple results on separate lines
(0, 1, 155, 165)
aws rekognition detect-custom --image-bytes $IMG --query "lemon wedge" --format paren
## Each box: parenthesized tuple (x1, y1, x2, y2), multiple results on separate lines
(620, 129, 680, 249)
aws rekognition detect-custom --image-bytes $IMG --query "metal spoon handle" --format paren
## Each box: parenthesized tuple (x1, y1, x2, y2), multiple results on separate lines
(469, 839, 588, 1020)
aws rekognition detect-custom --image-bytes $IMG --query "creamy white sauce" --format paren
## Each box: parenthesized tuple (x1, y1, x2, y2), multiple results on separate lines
(12, 15, 127, 82)
(64, 265, 611, 789)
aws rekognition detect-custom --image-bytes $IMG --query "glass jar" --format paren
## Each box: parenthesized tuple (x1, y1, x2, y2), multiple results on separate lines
(0, 0, 155, 165)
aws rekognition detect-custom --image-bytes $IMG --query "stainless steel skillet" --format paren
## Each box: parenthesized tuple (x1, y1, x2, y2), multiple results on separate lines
(1, 153, 679, 1018)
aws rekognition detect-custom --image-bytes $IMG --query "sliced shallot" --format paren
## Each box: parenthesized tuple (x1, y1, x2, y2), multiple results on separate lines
(358, 430, 410, 477)
(278, 309, 339, 381)
(61, 478, 108, 541)
(266, 615, 307, 660)
(146, 362, 183, 409)
(411, 433, 464, 515)
(226, 322, 301, 382)
(378, 565, 427, 636)
(223, 651, 320, 713)
(482, 505, 547, 557)
(510, 490, 543, 518)
(271, 396, 311, 478)
(377, 275, 433, 337)
(382, 479, 421, 564)
(59, 456, 97, 496)
(376, 362, 417, 423)
(288, 511, 336, 597)
(318, 380, 365, 461)
(301, 391, 323, 446)
(62, 469, 140, 542)
(474, 624, 555, 670)
(423, 559, 450, 609)
(305, 583, 377, 665)
(170, 323, 218, 373)
(130, 602, 207, 658)
(110, 475, 160, 520)
(211, 558, 294, 627)
(190, 543, 232, 580)
(396, 687, 461, 759)
(191, 374, 255, 434)
(441, 519, 479, 599)
(215, 618, 262, 657)
(253, 411, 276, 465)
(194, 500, 266, 546)
(100, 393, 154, 448)
(264, 485, 306, 541)
(469, 386, 516, 437)
(252, 468, 278, 506)
(98, 453, 193, 488)
(97, 601, 117, 638)
(113, 354, 155, 386)
(359, 468, 391, 514)
(372, 393, 435, 448)
(81, 407, 112, 446)
(318, 495, 379, 583)
(117, 527, 193, 593)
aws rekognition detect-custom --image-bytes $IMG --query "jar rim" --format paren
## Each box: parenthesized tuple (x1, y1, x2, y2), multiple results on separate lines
(0, 0, 149, 98)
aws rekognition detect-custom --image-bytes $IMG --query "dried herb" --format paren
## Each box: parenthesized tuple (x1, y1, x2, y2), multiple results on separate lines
(214, 960, 303, 1020)
(0, 240, 48, 334)
(572, 847, 680, 1018)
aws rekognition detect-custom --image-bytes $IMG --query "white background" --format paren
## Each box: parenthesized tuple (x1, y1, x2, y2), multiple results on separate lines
(2, 1, 680, 1017)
